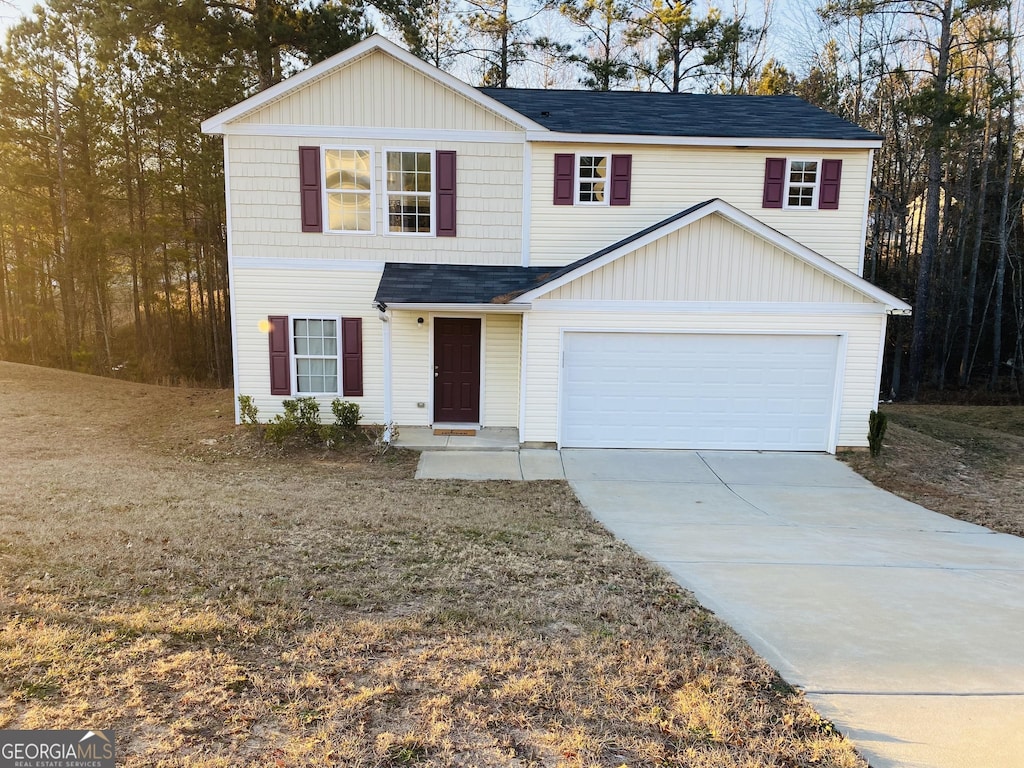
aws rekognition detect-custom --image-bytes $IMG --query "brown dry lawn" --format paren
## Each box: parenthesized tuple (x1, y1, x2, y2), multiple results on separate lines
(842, 404, 1024, 537)
(0, 361, 866, 767)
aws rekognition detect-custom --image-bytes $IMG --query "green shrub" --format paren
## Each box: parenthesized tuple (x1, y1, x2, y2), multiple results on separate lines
(868, 410, 888, 458)
(331, 399, 361, 431)
(238, 395, 259, 426)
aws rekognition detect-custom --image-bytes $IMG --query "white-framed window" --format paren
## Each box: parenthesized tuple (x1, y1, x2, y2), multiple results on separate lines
(576, 154, 610, 205)
(292, 317, 339, 394)
(323, 147, 374, 233)
(785, 159, 820, 209)
(385, 149, 433, 234)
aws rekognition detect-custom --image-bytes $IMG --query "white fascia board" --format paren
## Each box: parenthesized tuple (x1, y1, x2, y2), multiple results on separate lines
(215, 123, 526, 144)
(525, 131, 882, 150)
(384, 303, 530, 313)
(202, 35, 545, 135)
(513, 198, 912, 311)
(531, 300, 888, 315)
(232, 257, 385, 272)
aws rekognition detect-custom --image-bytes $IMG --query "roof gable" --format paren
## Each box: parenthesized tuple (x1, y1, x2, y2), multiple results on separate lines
(202, 36, 543, 134)
(516, 199, 911, 310)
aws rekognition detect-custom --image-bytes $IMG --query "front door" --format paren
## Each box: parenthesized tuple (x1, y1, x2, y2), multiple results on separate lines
(433, 317, 481, 423)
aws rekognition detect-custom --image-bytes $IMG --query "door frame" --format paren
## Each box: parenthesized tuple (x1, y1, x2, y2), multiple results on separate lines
(555, 327, 847, 452)
(429, 313, 486, 425)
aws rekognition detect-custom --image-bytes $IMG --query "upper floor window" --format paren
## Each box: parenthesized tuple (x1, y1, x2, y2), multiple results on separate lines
(386, 150, 433, 234)
(577, 154, 609, 204)
(324, 148, 374, 233)
(786, 160, 819, 209)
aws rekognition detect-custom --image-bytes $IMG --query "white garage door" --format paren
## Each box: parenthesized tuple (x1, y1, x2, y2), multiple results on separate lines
(561, 332, 839, 451)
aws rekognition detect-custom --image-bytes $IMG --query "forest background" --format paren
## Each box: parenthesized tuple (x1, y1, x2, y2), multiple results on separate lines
(0, 0, 1021, 401)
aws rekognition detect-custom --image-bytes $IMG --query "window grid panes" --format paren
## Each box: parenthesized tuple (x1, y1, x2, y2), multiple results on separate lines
(325, 149, 373, 232)
(578, 155, 608, 204)
(787, 160, 818, 208)
(386, 151, 432, 233)
(293, 318, 338, 393)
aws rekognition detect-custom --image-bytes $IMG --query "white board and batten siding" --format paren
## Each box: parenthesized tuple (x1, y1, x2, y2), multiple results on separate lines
(231, 266, 385, 421)
(529, 144, 870, 274)
(544, 213, 872, 304)
(389, 312, 522, 428)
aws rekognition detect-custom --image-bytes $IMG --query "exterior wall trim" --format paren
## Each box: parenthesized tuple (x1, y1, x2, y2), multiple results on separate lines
(526, 131, 883, 149)
(216, 123, 527, 143)
(224, 142, 242, 423)
(531, 300, 887, 315)
(233, 257, 386, 272)
(859, 148, 875, 277)
(383, 302, 529, 312)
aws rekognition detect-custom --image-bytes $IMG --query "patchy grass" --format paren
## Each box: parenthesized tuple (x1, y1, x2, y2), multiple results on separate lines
(0, 362, 865, 766)
(842, 404, 1024, 537)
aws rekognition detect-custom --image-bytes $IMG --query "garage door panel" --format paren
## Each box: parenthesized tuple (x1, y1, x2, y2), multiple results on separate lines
(561, 332, 839, 451)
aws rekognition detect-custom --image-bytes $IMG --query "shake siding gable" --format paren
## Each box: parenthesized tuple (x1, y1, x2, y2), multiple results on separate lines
(235, 50, 524, 132)
(226, 134, 524, 265)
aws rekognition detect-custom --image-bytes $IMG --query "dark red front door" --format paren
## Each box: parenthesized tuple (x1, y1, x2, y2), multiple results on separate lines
(434, 317, 481, 423)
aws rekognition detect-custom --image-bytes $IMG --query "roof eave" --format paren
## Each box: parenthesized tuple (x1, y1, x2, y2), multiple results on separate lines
(525, 131, 882, 149)
(377, 302, 532, 312)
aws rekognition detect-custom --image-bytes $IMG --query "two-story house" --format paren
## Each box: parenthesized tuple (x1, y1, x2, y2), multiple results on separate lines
(201, 34, 910, 453)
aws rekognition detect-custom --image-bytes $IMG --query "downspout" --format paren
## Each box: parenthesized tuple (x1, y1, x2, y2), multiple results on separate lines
(377, 302, 394, 441)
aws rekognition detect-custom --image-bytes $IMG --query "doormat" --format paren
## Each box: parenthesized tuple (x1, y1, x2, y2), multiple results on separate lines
(433, 429, 477, 436)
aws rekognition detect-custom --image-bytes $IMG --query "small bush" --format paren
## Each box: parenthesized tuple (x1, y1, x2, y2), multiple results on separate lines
(868, 409, 888, 458)
(332, 399, 361, 431)
(238, 395, 259, 426)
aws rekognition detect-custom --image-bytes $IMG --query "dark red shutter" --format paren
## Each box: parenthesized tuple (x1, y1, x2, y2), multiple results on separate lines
(818, 159, 843, 210)
(436, 150, 457, 236)
(762, 157, 786, 208)
(553, 153, 575, 205)
(298, 146, 322, 232)
(609, 154, 632, 206)
(268, 315, 291, 395)
(342, 317, 363, 397)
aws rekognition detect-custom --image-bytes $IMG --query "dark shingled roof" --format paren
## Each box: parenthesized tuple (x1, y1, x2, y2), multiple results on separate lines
(374, 201, 717, 306)
(479, 89, 880, 141)
(374, 264, 556, 305)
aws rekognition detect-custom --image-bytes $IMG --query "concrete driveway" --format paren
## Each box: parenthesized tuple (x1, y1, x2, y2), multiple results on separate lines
(561, 449, 1024, 768)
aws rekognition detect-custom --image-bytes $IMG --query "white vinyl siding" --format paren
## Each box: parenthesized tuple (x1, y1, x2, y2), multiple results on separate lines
(483, 314, 521, 427)
(529, 144, 870, 273)
(545, 213, 871, 304)
(227, 134, 523, 265)
(231, 266, 384, 421)
(234, 49, 523, 132)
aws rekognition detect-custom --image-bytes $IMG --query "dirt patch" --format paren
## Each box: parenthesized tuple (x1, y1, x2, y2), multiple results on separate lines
(0, 362, 865, 767)
(842, 404, 1024, 537)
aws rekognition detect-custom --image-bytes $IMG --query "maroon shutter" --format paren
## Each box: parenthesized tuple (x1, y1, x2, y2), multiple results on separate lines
(342, 317, 363, 397)
(299, 146, 322, 232)
(762, 157, 786, 208)
(609, 154, 632, 206)
(268, 315, 291, 395)
(553, 153, 575, 205)
(818, 159, 843, 210)
(436, 150, 457, 236)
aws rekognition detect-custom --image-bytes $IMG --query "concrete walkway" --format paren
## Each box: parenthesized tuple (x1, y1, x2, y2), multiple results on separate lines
(415, 448, 1024, 768)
